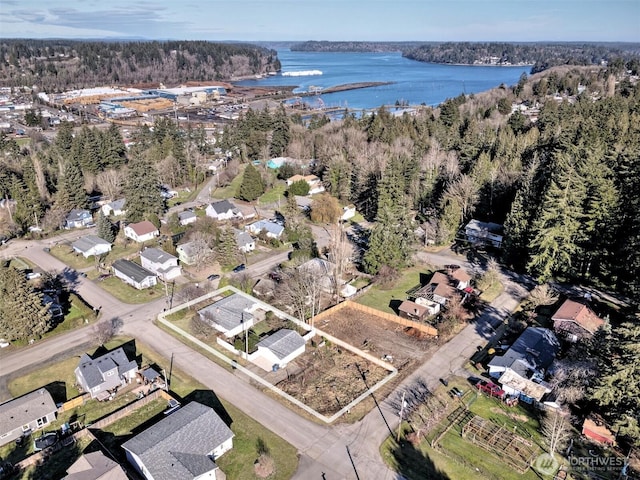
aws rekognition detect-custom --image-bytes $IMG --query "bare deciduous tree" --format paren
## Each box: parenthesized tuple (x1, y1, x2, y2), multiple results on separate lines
(96, 168, 127, 200)
(277, 260, 325, 324)
(541, 410, 571, 455)
(185, 231, 215, 270)
(93, 317, 123, 345)
(527, 283, 559, 311)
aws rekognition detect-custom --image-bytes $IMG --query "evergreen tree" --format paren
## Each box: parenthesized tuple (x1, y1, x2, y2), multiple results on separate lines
(270, 107, 290, 157)
(216, 226, 240, 268)
(363, 160, 414, 274)
(124, 157, 164, 223)
(57, 158, 88, 210)
(0, 264, 52, 341)
(288, 179, 310, 197)
(96, 210, 115, 243)
(236, 164, 264, 202)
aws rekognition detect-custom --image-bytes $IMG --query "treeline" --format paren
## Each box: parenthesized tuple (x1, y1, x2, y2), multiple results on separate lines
(0, 39, 281, 90)
(291, 40, 640, 73)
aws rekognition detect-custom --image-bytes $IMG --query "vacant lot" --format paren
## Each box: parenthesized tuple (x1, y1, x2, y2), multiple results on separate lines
(316, 306, 437, 372)
(276, 339, 389, 416)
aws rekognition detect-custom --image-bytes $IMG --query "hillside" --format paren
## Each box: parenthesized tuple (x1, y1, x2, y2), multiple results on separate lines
(0, 39, 281, 90)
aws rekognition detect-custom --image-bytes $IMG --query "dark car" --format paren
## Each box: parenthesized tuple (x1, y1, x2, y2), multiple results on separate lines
(207, 274, 221, 281)
(232, 264, 246, 273)
(33, 432, 58, 451)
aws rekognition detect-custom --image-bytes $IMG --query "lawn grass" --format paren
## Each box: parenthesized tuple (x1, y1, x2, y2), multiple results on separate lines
(49, 244, 94, 270)
(98, 276, 165, 304)
(258, 182, 287, 205)
(479, 280, 504, 303)
(211, 164, 246, 200)
(6, 337, 298, 480)
(356, 265, 434, 315)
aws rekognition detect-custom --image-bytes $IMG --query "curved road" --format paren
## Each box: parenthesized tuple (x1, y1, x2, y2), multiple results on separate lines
(0, 237, 532, 479)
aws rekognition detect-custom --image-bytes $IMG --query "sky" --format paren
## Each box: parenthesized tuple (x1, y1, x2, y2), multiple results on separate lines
(0, 0, 638, 43)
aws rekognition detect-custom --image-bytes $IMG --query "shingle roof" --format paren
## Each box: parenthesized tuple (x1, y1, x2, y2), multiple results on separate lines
(198, 294, 255, 332)
(127, 220, 158, 236)
(209, 199, 237, 215)
(552, 299, 605, 334)
(249, 220, 284, 236)
(140, 247, 177, 264)
(178, 211, 196, 221)
(112, 259, 156, 284)
(72, 235, 111, 253)
(398, 300, 429, 318)
(488, 327, 559, 377)
(235, 229, 254, 247)
(257, 329, 305, 360)
(64, 451, 128, 480)
(76, 347, 137, 390)
(122, 402, 234, 480)
(108, 198, 126, 211)
(450, 268, 472, 283)
(0, 389, 56, 435)
(66, 209, 91, 222)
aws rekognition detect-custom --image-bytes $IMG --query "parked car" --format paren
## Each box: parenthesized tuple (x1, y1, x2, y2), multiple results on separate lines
(26, 272, 42, 280)
(476, 380, 505, 399)
(232, 264, 246, 273)
(207, 274, 221, 281)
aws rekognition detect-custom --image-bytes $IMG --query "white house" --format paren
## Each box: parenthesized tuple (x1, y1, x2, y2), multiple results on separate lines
(0, 389, 57, 446)
(112, 259, 157, 290)
(235, 229, 255, 253)
(176, 241, 199, 266)
(205, 199, 242, 221)
(252, 329, 306, 371)
(101, 198, 126, 217)
(197, 294, 264, 338)
(178, 210, 197, 226)
(449, 267, 472, 290)
(246, 219, 284, 239)
(465, 219, 504, 248)
(122, 402, 234, 480)
(72, 235, 112, 258)
(124, 221, 159, 243)
(140, 247, 181, 281)
(341, 204, 356, 221)
(75, 347, 138, 400)
(286, 174, 325, 195)
(64, 209, 93, 229)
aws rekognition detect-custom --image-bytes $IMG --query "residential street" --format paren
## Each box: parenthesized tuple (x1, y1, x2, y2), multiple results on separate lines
(0, 238, 533, 479)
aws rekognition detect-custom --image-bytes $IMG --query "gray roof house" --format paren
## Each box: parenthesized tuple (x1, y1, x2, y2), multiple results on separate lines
(0, 388, 57, 446)
(65, 209, 93, 229)
(488, 327, 560, 402)
(122, 401, 234, 480)
(75, 347, 138, 400)
(140, 247, 182, 281)
(178, 210, 197, 226)
(235, 229, 255, 253)
(101, 198, 126, 217)
(205, 199, 242, 221)
(464, 219, 504, 248)
(253, 329, 306, 371)
(198, 293, 263, 338)
(72, 235, 112, 258)
(112, 259, 157, 290)
(246, 219, 284, 239)
(64, 451, 128, 480)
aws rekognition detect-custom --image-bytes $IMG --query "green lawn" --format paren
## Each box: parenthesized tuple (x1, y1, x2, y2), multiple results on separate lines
(98, 276, 166, 304)
(211, 164, 246, 200)
(479, 280, 504, 303)
(258, 182, 287, 205)
(356, 265, 434, 315)
(6, 337, 299, 480)
(49, 244, 94, 270)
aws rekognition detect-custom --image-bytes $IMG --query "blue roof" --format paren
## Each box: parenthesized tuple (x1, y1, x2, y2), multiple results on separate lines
(250, 220, 284, 236)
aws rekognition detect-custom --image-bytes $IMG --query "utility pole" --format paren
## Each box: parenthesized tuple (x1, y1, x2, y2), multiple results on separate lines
(397, 391, 406, 442)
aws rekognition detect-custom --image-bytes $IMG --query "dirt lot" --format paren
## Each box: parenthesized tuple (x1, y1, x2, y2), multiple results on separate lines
(276, 339, 390, 416)
(315, 306, 438, 374)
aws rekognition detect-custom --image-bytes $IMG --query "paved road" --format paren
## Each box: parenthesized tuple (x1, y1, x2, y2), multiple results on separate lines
(0, 239, 533, 479)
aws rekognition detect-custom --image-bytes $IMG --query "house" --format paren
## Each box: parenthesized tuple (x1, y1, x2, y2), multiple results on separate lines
(176, 241, 210, 266)
(246, 219, 284, 239)
(286, 174, 325, 195)
(253, 329, 305, 371)
(178, 210, 197, 226)
(140, 247, 181, 281)
(72, 235, 112, 258)
(448, 266, 472, 290)
(0, 389, 57, 447)
(205, 199, 242, 221)
(464, 219, 504, 248)
(198, 293, 264, 338)
(124, 221, 159, 243)
(487, 327, 560, 402)
(235, 229, 255, 253)
(101, 198, 126, 217)
(64, 451, 128, 480)
(75, 347, 138, 400)
(414, 297, 441, 315)
(551, 299, 605, 342)
(341, 204, 356, 221)
(112, 259, 157, 290)
(122, 401, 234, 480)
(398, 300, 431, 322)
(64, 209, 93, 229)
(582, 418, 615, 446)
(413, 272, 459, 306)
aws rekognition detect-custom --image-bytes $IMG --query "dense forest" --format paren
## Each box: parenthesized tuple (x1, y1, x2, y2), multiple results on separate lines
(292, 40, 640, 73)
(0, 39, 281, 90)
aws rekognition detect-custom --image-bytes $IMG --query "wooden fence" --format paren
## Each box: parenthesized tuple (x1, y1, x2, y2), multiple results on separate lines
(312, 300, 438, 337)
(58, 393, 90, 413)
(89, 388, 172, 430)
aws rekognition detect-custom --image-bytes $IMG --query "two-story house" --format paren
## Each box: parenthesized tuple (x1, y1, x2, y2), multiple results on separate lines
(74, 347, 138, 400)
(140, 247, 182, 281)
(124, 221, 159, 243)
(64, 209, 93, 229)
(205, 199, 243, 221)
